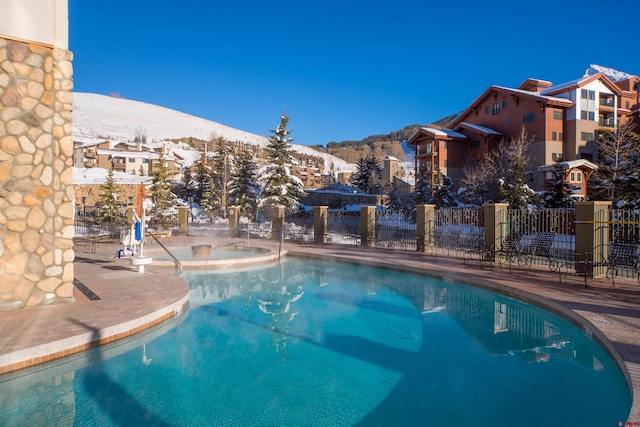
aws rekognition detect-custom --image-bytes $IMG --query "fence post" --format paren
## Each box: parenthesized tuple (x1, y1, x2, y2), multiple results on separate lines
(360, 206, 376, 247)
(228, 206, 240, 238)
(416, 204, 435, 252)
(314, 206, 328, 244)
(177, 206, 189, 235)
(484, 203, 509, 261)
(575, 201, 610, 278)
(271, 206, 285, 241)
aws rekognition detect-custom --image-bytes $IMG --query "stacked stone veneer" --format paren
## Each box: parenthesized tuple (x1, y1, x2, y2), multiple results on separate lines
(0, 37, 75, 311)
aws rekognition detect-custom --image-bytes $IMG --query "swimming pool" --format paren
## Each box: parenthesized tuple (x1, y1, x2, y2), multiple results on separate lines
(0, 258, 631, 426)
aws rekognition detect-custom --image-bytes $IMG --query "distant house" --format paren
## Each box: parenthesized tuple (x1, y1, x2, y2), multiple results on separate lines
(538, 159, 598, 202)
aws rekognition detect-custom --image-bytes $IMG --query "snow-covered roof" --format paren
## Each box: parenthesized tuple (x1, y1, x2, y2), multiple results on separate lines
(456, 122, 501, 135)
(584, 64, 636, 82)
(493, 85, 574, 104)
(407, 127, 466, 144)
(538, 159, 598, 172)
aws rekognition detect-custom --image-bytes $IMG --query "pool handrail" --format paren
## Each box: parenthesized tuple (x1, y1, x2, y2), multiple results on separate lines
(146, 232, 183, 273)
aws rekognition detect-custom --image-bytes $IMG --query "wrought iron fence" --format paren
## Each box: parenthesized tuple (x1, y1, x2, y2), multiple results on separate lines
(327, 210, 361, 245)
(284, 210, 314, 243)
(432, 207, 484, 260)
(605, 209, 640, 282)
(375, 210, 416, 250)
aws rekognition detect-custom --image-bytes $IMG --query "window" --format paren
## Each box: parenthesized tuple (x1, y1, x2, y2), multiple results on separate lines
(626, 101, 630, 109)
(553, 110, 563, 120)
(570, 172, 582, 182)
(559, 132, 563, 141)
(552, 131, 557, 141)
(502, 100, 508, 109)
(492, 103, 500, 115)
(143, 159, 149, 164)
(546, 171, 553, 180)
(581, 132, 594, 141)
(552, 153, 562, 162)
(485, 106, 490, 114)
(471, 140, 480, 149)
(581, 89, 595, 100)
(506, 117, 512, 124)
(570, 172, 575, 181)
(523, 112, 536, 123)
(128, 157, 136, 163)
(580, 110, 595, 121)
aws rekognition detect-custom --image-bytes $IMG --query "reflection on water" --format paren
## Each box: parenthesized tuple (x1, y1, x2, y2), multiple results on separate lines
(0, 258, 631, 426)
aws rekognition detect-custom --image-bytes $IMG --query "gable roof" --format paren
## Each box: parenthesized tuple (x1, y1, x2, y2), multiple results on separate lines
(541, 72, 623, 97)
(450, 85, 573, 127)
(407, 127, 467, 145)
(454, 122, 502, 136)
(538, 159, 598, 172)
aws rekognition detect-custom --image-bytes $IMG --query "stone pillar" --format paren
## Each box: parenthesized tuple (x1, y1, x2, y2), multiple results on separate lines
(484, 203, 509, 262)
(575, 201, 610, 278)
(314, 206, 328, 244)
(177, 206, 188, 235)
(227, 206, 240, 238)
(0, 38, 75, 310)
(416, 204, 435, 252)
(360, 206, 376, 247)
(271, 206, 285, 241)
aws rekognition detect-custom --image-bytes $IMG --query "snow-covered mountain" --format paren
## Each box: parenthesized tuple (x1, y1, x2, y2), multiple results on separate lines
(583, 64, 635, 82)
(72, 92, 355, 179)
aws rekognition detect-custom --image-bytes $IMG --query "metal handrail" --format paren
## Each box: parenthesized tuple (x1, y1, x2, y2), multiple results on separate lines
(146, 232, 182, 273)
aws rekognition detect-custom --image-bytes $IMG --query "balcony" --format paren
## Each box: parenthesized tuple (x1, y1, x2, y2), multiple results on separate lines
(83, 160, 97, 168)
(599, 95, 615, 109)
(598, 118, 615, 128)
(113, 162, 126, 171)
(84, 150, 97, 159)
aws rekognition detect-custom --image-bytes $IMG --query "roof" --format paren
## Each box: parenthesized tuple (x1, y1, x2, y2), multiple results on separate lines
(455, 122, 502, 136)
(538, 159, 598, 172)
(450, 85, 573, 127)
(407, 127, 467, 144)
(541, 72, 623, 97)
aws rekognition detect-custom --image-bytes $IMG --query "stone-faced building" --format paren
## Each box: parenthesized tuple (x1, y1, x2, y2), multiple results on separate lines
(0, 0, 75, 310)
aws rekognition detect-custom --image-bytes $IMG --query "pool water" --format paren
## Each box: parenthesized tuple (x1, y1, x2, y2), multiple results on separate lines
(0, 258, 631, 426)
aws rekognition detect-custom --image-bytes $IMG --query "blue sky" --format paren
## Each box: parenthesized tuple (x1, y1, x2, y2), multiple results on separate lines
(69, 0, 639, 146)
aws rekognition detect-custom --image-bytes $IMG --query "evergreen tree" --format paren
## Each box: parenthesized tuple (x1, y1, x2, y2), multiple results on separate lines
(212, 137, 229, 213)
(148, 153, 176, 227)
(194, 157, 210, 204)
(199, 175, 216, 222)
(98, 167, 121, 223)
(351, 153, 383, 194)
(257, 113, 305, 213)
(542, 163, 573, 208)
(410, 164, 433, 218)
(228, 148, 259, 217)
(430, 170, 460, 208)
(180, 166, 195, 203)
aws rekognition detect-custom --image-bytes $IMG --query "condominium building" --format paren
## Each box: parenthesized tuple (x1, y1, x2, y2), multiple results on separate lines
(408, 70, 640, 198)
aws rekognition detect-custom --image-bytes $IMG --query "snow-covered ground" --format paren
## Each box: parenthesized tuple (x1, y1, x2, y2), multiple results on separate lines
(72, 92, 356, 180)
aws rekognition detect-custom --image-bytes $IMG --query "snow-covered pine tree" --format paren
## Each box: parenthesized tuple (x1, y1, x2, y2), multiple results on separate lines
(149, 152, 176, 227)
(97, 167, 121, 223)
(542, 163, 573, 208)
(351, 153, 383, 194)
(228, 147, 259, 217)
(257, 113, 305, 213)
(194, 156, 210, 204)
(199, 175, 216, 222)
(431, 169, 460, 208)
(212, 137, 229, 212)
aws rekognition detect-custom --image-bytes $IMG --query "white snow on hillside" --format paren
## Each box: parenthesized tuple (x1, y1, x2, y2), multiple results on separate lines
(583, 64, 635, 82)
(72, 92, 355, 176)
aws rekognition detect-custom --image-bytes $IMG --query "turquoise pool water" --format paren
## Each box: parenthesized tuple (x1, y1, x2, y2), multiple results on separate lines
(0, 258, 631, 426)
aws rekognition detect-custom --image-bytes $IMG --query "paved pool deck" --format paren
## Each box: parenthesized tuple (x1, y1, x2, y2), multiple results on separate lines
(1, 235, 640, 422)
